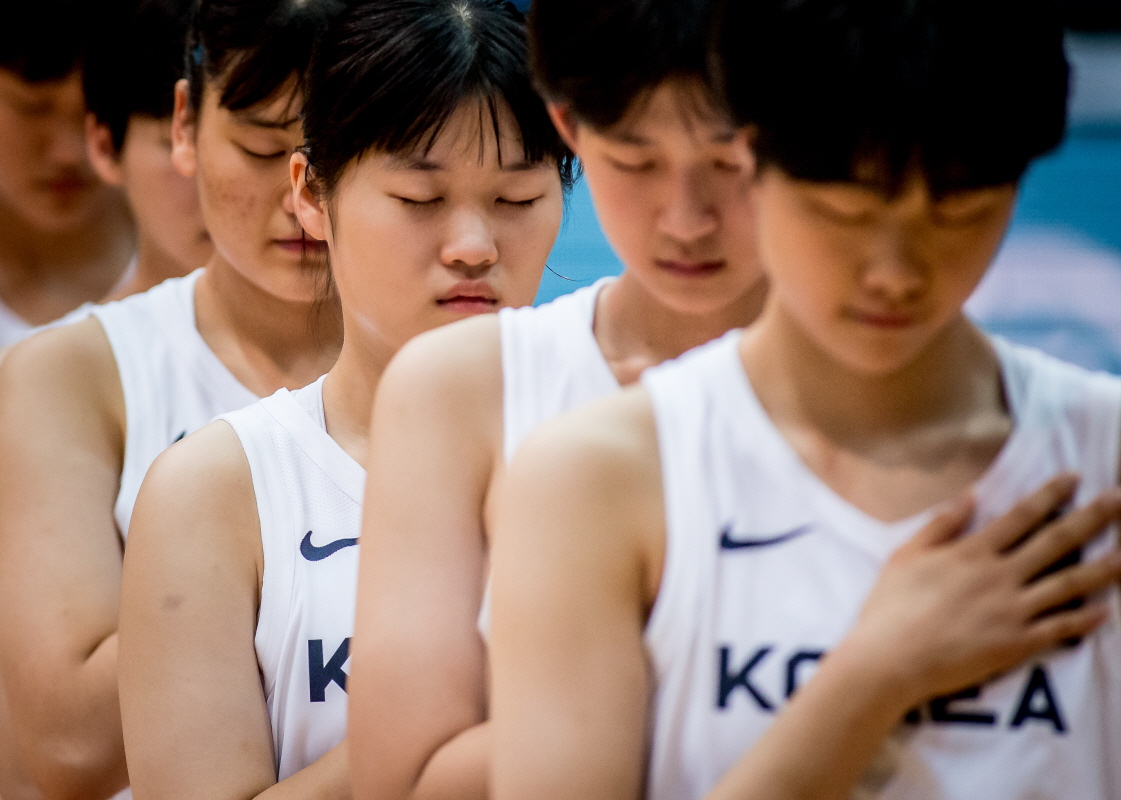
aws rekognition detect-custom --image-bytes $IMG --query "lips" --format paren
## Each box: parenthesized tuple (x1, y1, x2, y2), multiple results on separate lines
(843, 308, 919, 329)
(437, 280, 499, 315)
(274, 237, 328, 256)
(655, 258, 725, 277)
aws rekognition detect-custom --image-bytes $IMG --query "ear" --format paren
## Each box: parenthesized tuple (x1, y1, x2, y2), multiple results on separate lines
(546, 102, 582, 155)
(290, 151, 328, 242)
(171, 79, 198, 178)
(85, 115, 125, 187)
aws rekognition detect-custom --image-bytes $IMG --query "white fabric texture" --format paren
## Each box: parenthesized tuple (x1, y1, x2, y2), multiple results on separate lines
(91, 269, 258, 537)
(219, 377, 364, 780)
(642, 332, 1121, 800)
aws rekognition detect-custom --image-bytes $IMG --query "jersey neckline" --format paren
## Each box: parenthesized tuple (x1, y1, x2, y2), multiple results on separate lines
(723, 333, 1039, 559)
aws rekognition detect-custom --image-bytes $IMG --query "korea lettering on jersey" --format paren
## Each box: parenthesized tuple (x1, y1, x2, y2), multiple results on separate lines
(643, 333, 1121, 800)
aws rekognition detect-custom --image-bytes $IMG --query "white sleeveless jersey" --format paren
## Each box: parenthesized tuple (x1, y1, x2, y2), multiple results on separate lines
(219, 376, 363, 781)
(478, 282, 622, 636)
(642, 332, 1121, 800)
(91, 269, 257, 537)
(0, 256, 139, 346)
(499, 279, 618, 463)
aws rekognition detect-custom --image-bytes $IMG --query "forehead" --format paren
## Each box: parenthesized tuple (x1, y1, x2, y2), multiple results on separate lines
(382, 99, 542, 172)
(600, 79, 736, 147)
(0, 68, 77, 103)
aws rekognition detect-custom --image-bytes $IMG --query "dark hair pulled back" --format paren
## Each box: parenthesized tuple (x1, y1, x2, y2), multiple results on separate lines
(301, 0, 575, 199)
(715, 0, 1069, 195)
(528, 0, 721, 130)
(186, 0, 344, 113)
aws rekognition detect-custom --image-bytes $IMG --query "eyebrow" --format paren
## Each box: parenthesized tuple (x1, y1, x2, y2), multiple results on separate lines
(603, 129, 739, 146)
(238, 114, 301, 130)
(386, 157, 543, 172)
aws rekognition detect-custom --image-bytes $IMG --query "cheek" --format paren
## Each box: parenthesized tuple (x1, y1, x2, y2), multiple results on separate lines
(582, 162, 653, 256)
(0, 110, 38, 185)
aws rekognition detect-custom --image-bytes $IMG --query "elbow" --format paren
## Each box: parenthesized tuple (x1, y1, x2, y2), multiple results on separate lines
(20, 735, 127, 800)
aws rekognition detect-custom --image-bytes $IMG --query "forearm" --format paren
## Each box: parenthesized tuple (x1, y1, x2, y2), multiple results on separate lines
(409, 723, 489, 800)
(257, 743, 351, 800)
(9, 633, 127, 800)
(707, 637, 915, 800)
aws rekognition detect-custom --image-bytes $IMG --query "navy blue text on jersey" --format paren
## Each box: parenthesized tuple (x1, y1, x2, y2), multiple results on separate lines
(308, 638, 349, 702)
(717, 644, 1067, 733)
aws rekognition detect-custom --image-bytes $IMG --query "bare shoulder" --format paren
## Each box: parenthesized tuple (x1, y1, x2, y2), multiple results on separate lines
(0, 317, 123, 426)
(128, 421, 260, 579)
(512, 385, 660, 496)
(377, 313, 504, 447)
(497, 385, 664, 602)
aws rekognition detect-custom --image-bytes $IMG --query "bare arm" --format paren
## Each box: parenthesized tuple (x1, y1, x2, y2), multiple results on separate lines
(117, 423, 349, 800)
(349, 317, 504, 800)
(490, 390, 1121, 800)
(0, 319, 129, 800)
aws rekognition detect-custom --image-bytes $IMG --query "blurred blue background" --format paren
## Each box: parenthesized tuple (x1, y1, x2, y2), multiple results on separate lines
(531, 23, 1121, 374)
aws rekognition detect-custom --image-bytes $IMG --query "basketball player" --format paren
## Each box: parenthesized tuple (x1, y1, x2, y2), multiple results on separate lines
(0, 0, 134, 343)
(348, 2, 1121, 799)
(117, 1, 570, 796)
(83, 0, 213, 302)
(489, 2, 1121, 799)
(0, 1, 345, 797)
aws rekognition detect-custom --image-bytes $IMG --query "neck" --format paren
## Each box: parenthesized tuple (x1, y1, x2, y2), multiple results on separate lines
(104, 233, 195, 302)
(596, 271, 769, 385)
(742, 303, 1003, 445)
(194, 256, 343, 398)
(321, 315, 400, 464)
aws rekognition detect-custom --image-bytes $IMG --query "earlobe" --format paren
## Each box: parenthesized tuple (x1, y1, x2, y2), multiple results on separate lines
(85, 115, 125, 187)
(546, 103, 581, 154)
(171, 79, 198, 178)
(290, 152, 328, 243)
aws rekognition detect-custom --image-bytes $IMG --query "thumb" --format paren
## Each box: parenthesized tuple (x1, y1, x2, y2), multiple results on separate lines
(909, 492, 976, 549)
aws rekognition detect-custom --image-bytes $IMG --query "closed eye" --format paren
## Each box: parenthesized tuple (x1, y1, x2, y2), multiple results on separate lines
(238, 145, 288, 161)
(497, 196, 544, 208)
(394, 196, 443, 208)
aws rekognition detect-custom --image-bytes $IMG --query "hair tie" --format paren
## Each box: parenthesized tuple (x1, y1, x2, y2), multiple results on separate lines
(191, 45, 205, 67)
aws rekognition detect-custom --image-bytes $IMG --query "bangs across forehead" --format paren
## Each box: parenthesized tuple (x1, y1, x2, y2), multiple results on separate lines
(301, 0, 574, 197)
(721, 0, 1069, 195)
(390, 94, 542, 169)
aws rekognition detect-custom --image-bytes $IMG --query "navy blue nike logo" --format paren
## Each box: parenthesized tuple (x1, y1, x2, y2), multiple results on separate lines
(172, 431, 187, 444)
(300, 531, 359, 561)
(719, 523, 813, 550)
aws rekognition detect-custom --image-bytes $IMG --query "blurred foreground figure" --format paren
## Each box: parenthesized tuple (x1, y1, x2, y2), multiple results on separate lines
(0, 0, 134, 345)
(490, 1, 1121, 799)
(83, 0, 213, 303)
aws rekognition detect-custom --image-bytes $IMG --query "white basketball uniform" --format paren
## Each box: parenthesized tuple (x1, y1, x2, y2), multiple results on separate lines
(641, 331, 1121, 800)
(499, 277, 618, 463)
(0, 256, 139, 347)
(475, 280, 621, 634)
(92, 268, 258, 538)
(219, 376, 363, 780)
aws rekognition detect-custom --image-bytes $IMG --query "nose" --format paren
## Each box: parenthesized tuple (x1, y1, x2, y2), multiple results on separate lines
(656, 167, 719, 245)
(860, 239, 928, 304)
(441, 207, 499, 277)
(46, 110, 90, 170)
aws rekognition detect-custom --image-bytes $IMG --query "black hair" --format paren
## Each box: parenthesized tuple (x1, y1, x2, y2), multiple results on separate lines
(0, 0, 94, 82)
(185, 0, 345, 114)
(528, 0, 722, 129)
(1062, 0, 1121, 31)
(83, 0, 193, 152)
(301, 0, 575, 198)
(715, 0, 1069, 196)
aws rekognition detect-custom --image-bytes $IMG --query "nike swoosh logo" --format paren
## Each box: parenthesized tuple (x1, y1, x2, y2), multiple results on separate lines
(172, 431, 187, 444)
(300, 531, 359, 561)
(719, 523, 813, 550)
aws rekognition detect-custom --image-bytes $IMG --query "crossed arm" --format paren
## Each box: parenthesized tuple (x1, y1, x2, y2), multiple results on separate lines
(0, 320, 130, 800)
(118, 422, 350, 800)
